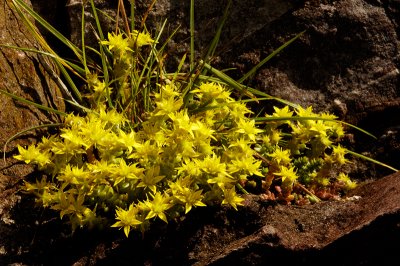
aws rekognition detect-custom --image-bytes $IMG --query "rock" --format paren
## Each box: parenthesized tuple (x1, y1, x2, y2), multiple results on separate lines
(65, 0, 120, 49)
(145, 0, 295, 70)
(0, 0, 65, 260)
(252, 0, 400, 122)
(0, 0, 65, 149)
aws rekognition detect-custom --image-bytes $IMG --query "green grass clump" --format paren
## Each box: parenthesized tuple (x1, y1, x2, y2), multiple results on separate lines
(2, 0, 396, 237)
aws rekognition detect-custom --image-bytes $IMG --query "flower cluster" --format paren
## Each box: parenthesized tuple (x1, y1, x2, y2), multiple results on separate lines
(254, 106, 353, 203)
(14, 32, 356, 238)
(92, 30, 156, 108)
(15, 81, 355, 236)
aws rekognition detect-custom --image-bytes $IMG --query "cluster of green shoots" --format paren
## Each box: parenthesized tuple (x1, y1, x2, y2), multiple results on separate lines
(3, 0, 395, 238)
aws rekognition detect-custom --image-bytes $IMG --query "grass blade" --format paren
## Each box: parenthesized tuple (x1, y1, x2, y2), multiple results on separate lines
(89, 0, 112, 108)
(190, 0, 195, 72)
(12, 0, 82, 60)
(238, 31, 305, 84)
(201, 61, 256, 100)
(346, 150, 398, 172)
(202, 0, 232, 64)
(81, 3, 89, 75)
(3, 123, 63, 162)
(255, 116, 377, 139)
(131, 0, 135, 32)
(0, 89, 66, 116)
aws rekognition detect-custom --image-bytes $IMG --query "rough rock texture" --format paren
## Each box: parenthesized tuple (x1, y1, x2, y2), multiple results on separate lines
(1, 0, 400, 265)
(0, 0, 65, 233)
(65, 0, 120, 48)
(0, 0, 65, 150)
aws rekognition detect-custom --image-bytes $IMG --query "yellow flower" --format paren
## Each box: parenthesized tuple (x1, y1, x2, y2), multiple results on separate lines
(92, 80, 107, 93)
(64, 113, 85, 128)
(153, 97, 183, 116)
(14, 145, 51, 167)
(141, 122, 166, 147)
(80, 119, 107, 146)
(228, 137, 254, 156)
(168, 176, 193, 194)
(192, 82, 231, 102)
(182, 189, 207, 214)
(192, 120, 216, 141)
(196, 140, 214, 156)
(229, 102, 253, 120)
(198, 110, 217, 127)
(317, 177, 330, 187)
(198, 153, 229, 176)
(169, 110, 195, 137)
(96, 131, 119, 151)
(129, 140, 162, 163)
(114, 130, 136, 153)
(111, 159, 144, 186)
(207, 173, 235, 187)
(275, 165, 298, 184)
(59, 164, 90, 185)
(235, 118, 264, 141)
(137, 166, 165, 193)
(228, 156, 263, 177)
(271, 106, 294, 118)
(50, 139, 85, 155)
(319, 135, 333, 148)
(37, 135, 59, 151)
(296, 106, 314, 117)
(130, 30, 155, 48)
(270, 129, 282, 145)
(332, 144, 348, 165)
(178, 138, 196, 158)
(101, 32, 132, 54)
(89, 80, 112, 102)
(262, 134, 271, 145)
(337, 173, 357, 190)
(87, 160, 114, 181)
(112, 204, 142, 237)
(60, 128, 90, 149)
(268, 147, 291, 165)
(176, 159, 202, 177)
(97, 106, 128, 127)
(155, 84, 180, 100)
(332, 124, 345, 139)
(23, 176, 51, 192)
(171, 184, 206, 214)
(143, 192, 172, 223)
(309, 121, 329, 137)
(221, 186, 244, 210)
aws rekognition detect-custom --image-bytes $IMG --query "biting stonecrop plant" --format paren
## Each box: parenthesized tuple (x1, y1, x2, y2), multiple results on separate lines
(2, 0, 396, 237)
(15, 81, 355, 236)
